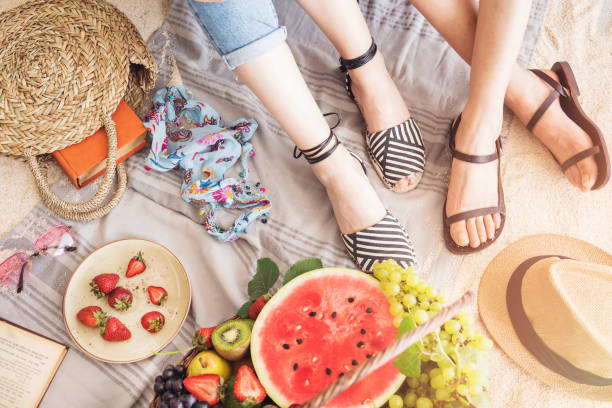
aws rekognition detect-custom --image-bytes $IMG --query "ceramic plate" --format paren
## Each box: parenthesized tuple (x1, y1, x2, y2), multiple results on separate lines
(63, 239, 191, 363)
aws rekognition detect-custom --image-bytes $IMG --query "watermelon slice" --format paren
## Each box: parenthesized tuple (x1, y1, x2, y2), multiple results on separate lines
(251, 268, 404, 408)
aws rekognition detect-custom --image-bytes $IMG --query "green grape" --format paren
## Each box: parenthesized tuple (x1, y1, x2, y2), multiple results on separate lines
(438, 357, 452, 369)
(441, 366, 455, 380)
(393, 315, 404, 328)
(444, 319, 461, 334)
(404, 392, 418, 408)
(421, 353, 430, 361)
(462, 327, 475, 339)
(388, 394, 403, 408)
(470, 385, 483, 395)
(387, 282, 401, 296)
(430, 374, 445, 389)
(419, 300, 430, 310)
(418, 373, 429, 385)
(429, 302, 442, 312)
(452, 333, 466, 345)
(414, 310, 429, 325)
(402, 294, 417, 308)
(373, 267, 389, 281)
(439, 331, 450, 341)
(467, 370, 483, 387)
(389, 270, 402, 283)
(456, 384, 468, 396)
(404, 273, 418, 287)
(417, 293, 429, 302)
(390, 301, 404, 316)
(435, 389, 451, 401)
(429, 368, 442, 378)
(406, 377, 419, 389)
(457, 312, 473, 326)
(415, 397, 433, 408)
(425, 286, 437, 298)
(415, 280, 428, 293)
(436, 292, 447, 303)
(427, 311, 437, 319)
(475, 336, 493, 350)
(430, 353, 442, 362)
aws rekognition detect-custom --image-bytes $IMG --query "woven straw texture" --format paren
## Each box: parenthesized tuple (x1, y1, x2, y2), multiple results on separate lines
(0, 0, 156, 156)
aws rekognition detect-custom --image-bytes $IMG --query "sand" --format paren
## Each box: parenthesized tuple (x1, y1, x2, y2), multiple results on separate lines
(1, 0, 610, 407)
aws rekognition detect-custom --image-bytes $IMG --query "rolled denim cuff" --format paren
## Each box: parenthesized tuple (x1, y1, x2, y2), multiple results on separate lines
(222, 26, 287, 70)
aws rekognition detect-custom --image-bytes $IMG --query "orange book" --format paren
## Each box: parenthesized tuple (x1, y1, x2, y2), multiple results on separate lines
(53, 100, 147, 189)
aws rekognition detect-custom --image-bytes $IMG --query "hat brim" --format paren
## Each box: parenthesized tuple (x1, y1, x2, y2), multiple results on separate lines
(478, 234, 612, 401)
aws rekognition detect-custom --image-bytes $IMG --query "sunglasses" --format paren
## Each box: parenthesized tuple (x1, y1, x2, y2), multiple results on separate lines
(0, 225, 77, 293)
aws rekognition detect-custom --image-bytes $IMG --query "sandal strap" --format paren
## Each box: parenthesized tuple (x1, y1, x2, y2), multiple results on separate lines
(339, 38, 377, 72)
(560, 146, 601, 171)
(526, 69, 570, 132)
(293, 130, 340, 164)
(445, 206, 503, 226)
(449, 115, 500, 164)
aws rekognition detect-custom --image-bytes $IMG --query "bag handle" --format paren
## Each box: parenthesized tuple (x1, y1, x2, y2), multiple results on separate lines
(24, 115, 127, 222)
(299, 292, 474, 408)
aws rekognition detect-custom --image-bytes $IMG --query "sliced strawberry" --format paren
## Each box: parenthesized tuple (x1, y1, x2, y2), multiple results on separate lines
(248, 296, 267, 320)
(108, 287, 133, 311)
(192, 326, 217, 350)
(100, 317, 131, 342)
(234, 365, 266, 403)
(141, 311, 165, 333)
(183, 374, 221, 404)
(76, 306, 108, 328)
(89, 273, 119, 298)
(147, 285, 168, 306)
(125, 252, 146, 277)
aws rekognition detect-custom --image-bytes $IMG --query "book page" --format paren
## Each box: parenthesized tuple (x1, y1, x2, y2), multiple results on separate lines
(0, 320, 67, 408)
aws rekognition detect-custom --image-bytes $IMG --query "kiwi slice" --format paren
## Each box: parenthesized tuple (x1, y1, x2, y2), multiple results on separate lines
(212, 319, 252, 361)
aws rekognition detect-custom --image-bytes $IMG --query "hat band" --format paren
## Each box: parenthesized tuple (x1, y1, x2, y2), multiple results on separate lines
(507, 255, 612, 386)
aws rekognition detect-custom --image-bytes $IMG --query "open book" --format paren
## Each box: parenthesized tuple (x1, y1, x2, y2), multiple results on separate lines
(0, 319, 67, 408)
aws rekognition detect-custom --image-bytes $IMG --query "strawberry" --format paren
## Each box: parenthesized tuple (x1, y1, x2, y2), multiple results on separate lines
(100, 317, 131, 342)
(248, 296, 267, 320)
(141, 311, 165, 333)
(125, 252, 146, 277)
(76, 306, 108, 328)
(107, 287, 133, 311)
(183, 374, 222, 404)
(192, 326, 217, 350)
(89, 273, 119, 298)
(147, 285, 168, 306)
(234, 365, 266, 403)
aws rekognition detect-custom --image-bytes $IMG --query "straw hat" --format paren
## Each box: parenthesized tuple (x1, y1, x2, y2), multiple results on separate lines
(478, 234, 612, 401)
(0, 0, 157, 221)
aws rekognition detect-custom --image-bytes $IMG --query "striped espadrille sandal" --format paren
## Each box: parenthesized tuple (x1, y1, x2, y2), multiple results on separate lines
(294, 127, 417, 271)
(339, 39, 426, 193)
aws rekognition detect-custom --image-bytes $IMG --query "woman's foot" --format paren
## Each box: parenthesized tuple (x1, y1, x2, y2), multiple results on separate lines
(506, 67, 598, 191)
(346, 52, 423, 191)
(445, 108, 503, 248)
(311, 144, 387, 234)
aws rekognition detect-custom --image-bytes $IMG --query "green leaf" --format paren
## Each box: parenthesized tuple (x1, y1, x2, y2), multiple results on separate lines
(393, 315, 422, 377)
(283, 257, 323, 285)
(237, 299, 254, 318)
(247, 258, 280, 300)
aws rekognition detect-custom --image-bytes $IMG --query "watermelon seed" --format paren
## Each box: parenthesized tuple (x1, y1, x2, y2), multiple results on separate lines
(309, 311, 316, 317)
(360, 328, 366, 335)
(283, 344, 290, 349)
(312, 357, 318, 362)
(338, 373, 344, 378)
(293, 363, 298, 371)
(331, 312, 337, 318)
(296, 339, 303, 344)
(366, 354, 372, 359)
(348, 297, 354, 303)
(366, 307, 373, 313)
(351, 360, 358, 366)
(357, 341, 365, 348)
(325, 368, 332, 375)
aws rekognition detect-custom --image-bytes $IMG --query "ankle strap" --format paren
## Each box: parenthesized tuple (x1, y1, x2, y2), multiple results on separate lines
(339, 38, 377, 72)
(293, 130, 341, 164)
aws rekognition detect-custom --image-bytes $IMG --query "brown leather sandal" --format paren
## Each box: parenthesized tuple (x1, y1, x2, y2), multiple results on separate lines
(443, 115, 506, 254)
(528, 61, 610, 190)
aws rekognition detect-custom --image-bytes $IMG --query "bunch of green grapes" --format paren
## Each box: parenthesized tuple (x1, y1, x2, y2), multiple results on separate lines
(373, 260, 493, 408)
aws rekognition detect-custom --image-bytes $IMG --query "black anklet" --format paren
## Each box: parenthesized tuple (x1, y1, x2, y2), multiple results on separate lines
(339, 38, 377, 72)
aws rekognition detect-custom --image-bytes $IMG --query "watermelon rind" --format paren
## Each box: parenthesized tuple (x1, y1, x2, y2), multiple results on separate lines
(251, 268, 405, 408)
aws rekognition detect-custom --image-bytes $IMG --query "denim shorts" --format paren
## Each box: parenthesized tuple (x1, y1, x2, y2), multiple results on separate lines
(188, 0, 288, 70)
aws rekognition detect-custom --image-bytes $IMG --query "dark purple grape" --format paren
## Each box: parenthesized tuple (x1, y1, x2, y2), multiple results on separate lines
(169, 398, 184, 408)
(174, 365, 186, 377)
(164, 364, 176, 372)
(179, 394, 197, 408)
(155, 375, 164, 384)
(193, 402, 210, 408)
(159, 403, 170, 408)
(211, 403, 223, 408)
(162, 368, 175, 380)
(154, 382, 165, 395)
(165, 379, 175, 392)
(171, 378, 184, 393)
(162, 391, 174, 402)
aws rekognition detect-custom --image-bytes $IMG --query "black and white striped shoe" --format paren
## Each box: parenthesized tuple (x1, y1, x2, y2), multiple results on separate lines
(339, 38, 426, 193)
(294, 125, 418, 272)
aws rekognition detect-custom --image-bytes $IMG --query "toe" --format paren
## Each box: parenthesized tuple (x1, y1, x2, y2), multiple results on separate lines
(466, 218, 481, 248)
(475, 216, 487, 243)
(576, 157, 597, 191)
(450, 220, 470, 247)
(392, 172, 423, 192)
(493, 213, 502, 229)
(484, 215, 496, 240)
(564, 166, 581, 190)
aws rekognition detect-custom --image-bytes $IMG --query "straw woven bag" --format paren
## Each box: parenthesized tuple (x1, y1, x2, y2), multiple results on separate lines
(0, 0, 157, 221)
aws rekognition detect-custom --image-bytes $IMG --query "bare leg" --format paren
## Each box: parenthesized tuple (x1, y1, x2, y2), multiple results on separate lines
(296, 0, 421, 190)
(411, 0, 598, 193)
(235, 43, 386, 234)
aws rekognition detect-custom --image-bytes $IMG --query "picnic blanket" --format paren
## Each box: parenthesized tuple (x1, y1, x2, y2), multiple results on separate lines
(0, 0, 546, 406)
